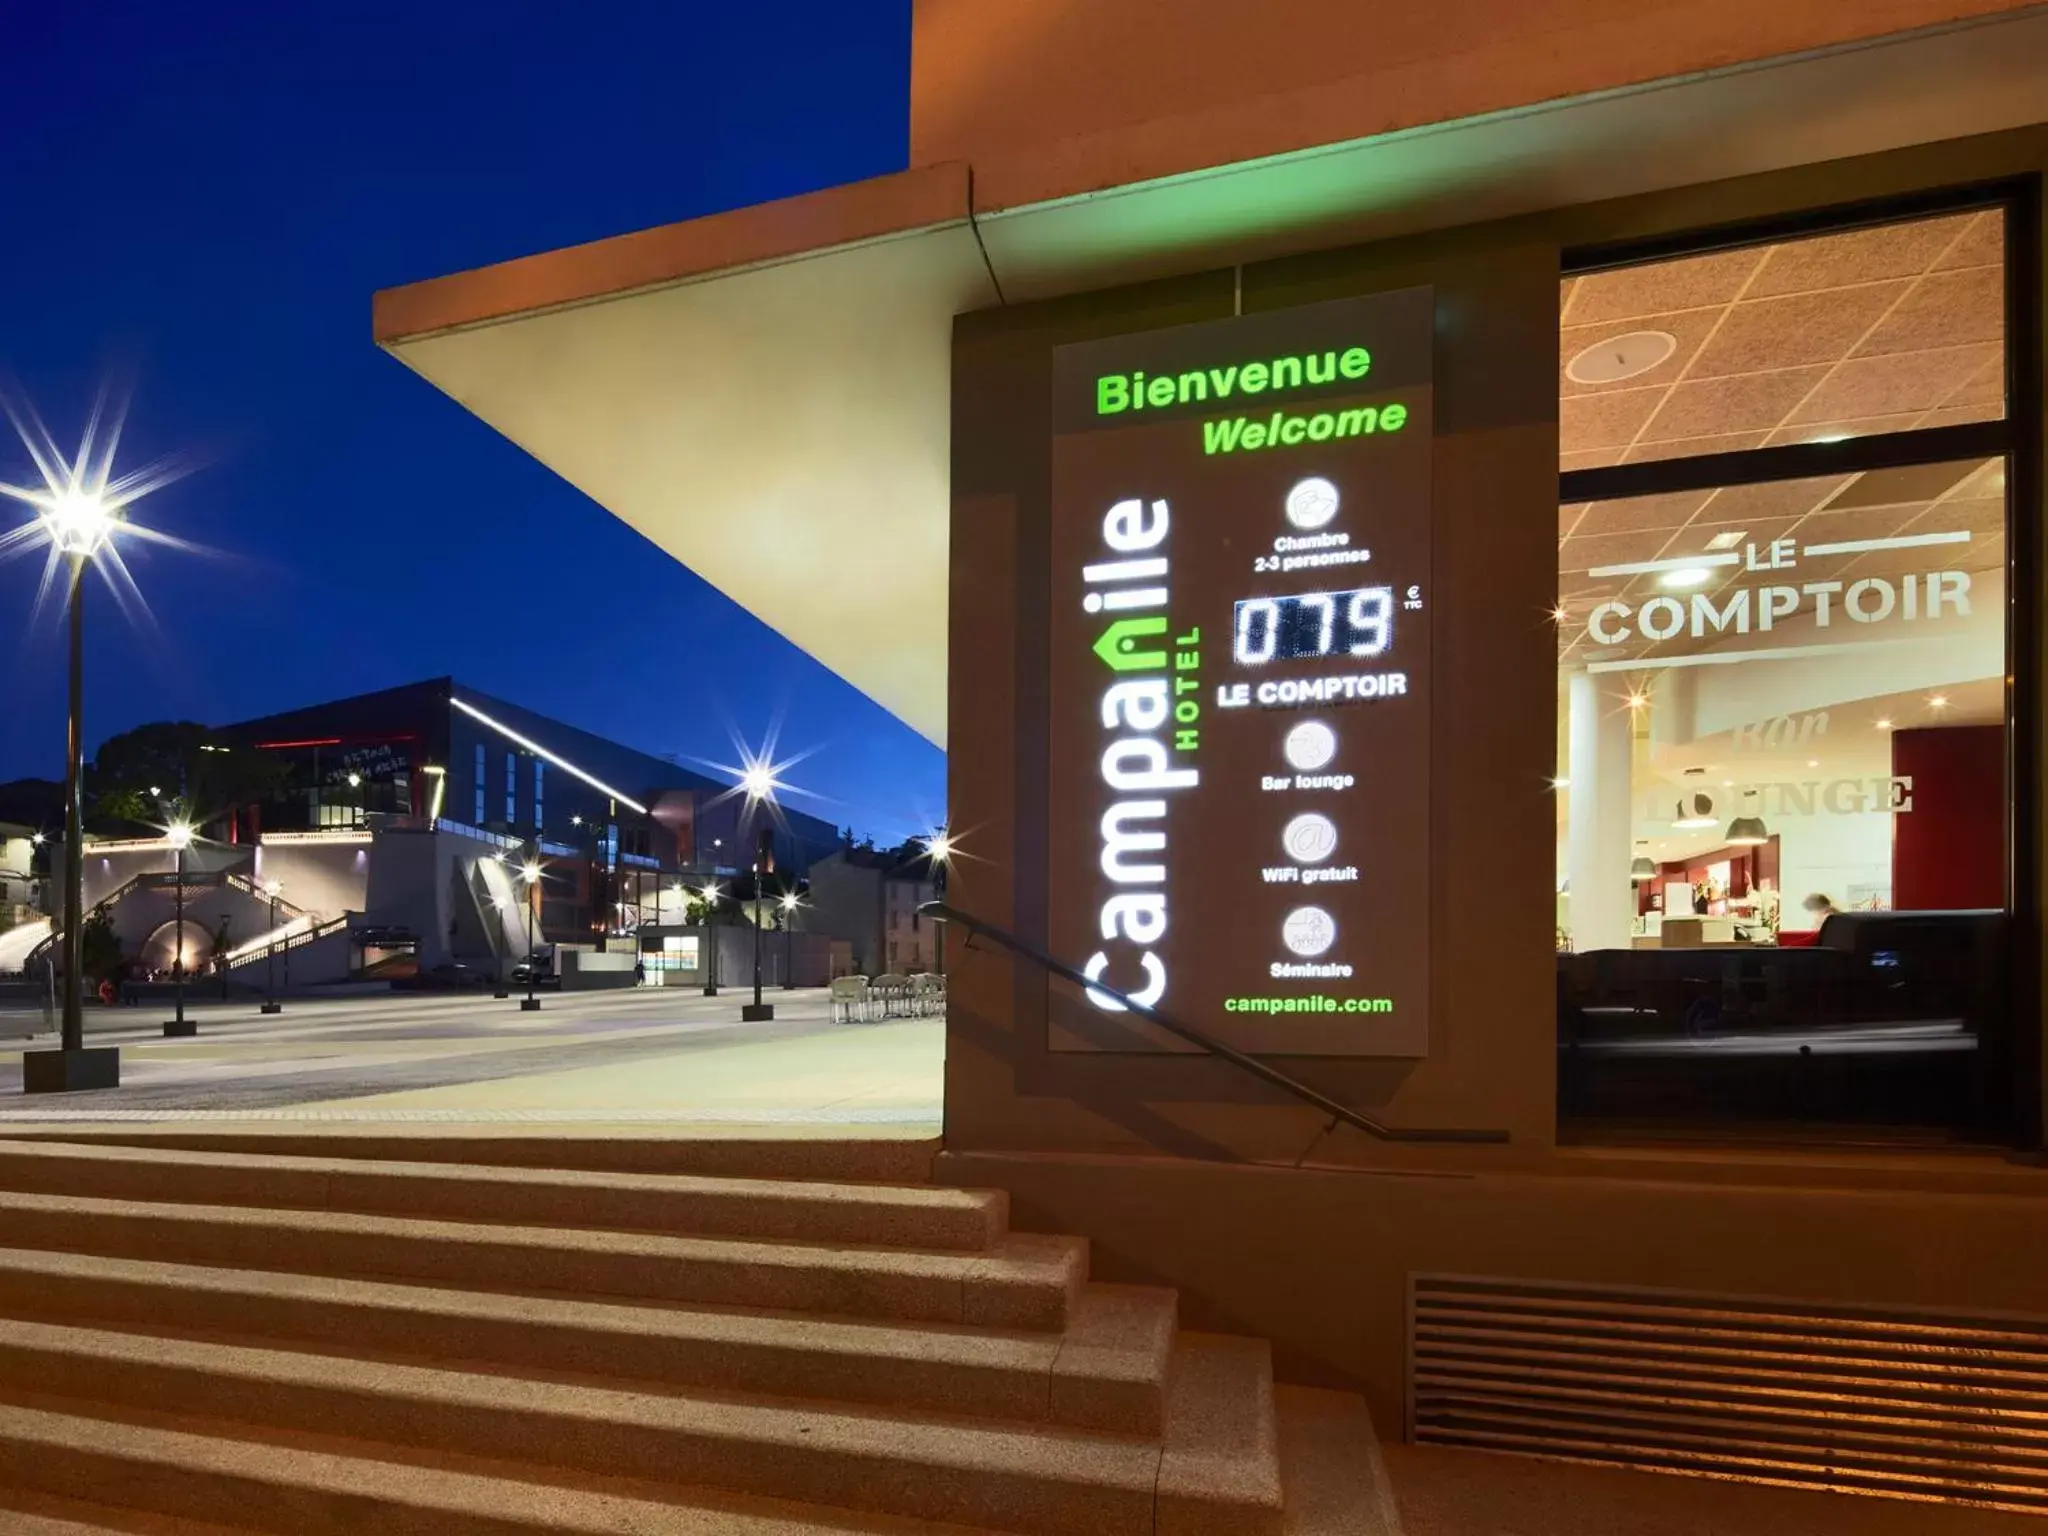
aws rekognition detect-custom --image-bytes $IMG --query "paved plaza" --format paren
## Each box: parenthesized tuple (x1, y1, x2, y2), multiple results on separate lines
(0, 987, 943, 1128)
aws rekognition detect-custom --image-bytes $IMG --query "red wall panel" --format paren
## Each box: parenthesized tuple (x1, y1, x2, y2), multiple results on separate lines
(1891, 724, 2005, 910)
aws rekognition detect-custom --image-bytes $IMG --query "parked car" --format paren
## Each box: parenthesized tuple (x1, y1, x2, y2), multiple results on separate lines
(510, 949, 556, 986)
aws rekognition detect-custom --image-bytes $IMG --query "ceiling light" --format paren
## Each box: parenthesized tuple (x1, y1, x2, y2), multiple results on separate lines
(1704, 530, 1746, 551)
(1807, 759, 1820, 768)
(1876, 718, 1892, 730)
(1626, 693, 1647, 711)
(1929, 694, 1949, 710)
(1631, 856, 1656, 881)
(1672, 793, 1718, 831)
(1658, 567, 1713, 590)
(1725, 791, 1770, 846)
(1550, 605, 1568, 623)
(1551, 777, 1569, 790)
(1565, 330, 1678, 385)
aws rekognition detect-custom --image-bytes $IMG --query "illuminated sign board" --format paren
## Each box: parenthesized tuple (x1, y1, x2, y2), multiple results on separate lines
(1048, 289, 1433, 1056)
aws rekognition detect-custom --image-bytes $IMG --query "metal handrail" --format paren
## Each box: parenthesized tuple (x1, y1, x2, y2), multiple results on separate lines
(921, 901, 1508, 1145)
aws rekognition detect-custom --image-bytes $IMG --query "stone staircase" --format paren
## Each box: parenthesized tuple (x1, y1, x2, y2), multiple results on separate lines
(0, 1136, 1393, 1534)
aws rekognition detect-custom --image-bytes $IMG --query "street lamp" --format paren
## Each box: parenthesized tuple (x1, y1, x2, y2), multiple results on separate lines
(742, 855, 773, 1023)
(7, 393, 192, 1093)
(162, 821, 196, 1037)
(699, 881, 721, 997)
(518, 860, 543, 1012)
(922, 828, 956, 978)
(260, 879, 284, 1015)
(29, 491, 121, 1090)
(780, 891, 800, 991)
(736, 759, 786, 1024)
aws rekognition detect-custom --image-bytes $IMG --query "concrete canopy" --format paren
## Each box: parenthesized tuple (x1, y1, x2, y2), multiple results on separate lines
(374, 8, 2048, 747)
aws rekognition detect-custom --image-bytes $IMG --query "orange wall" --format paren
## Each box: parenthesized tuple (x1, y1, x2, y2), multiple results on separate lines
(912, 0, 2038, 205)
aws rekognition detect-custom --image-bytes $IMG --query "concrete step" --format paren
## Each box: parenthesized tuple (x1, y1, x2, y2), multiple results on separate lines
(0, 1489, 246, 1535)
(0, 1401, 1000, 1534)
(0, 1139, 1003, 1252)
(1157, 1334, 1286, 1535)
(0, 1190, 1083, 1330)
(1275, 1387, 1399, 1536)
(0, 1246, 1174, 1434)
(0, 1128, 941, 1184)
(0, 1322, 1285, 1535)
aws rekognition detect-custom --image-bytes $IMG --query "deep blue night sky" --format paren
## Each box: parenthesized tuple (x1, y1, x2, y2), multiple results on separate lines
(0, 2, 941, 844)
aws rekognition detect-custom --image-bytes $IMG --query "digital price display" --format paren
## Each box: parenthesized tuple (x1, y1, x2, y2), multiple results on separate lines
(1232, 587, 1395, 664)
(1047, 288, 1434, 1057)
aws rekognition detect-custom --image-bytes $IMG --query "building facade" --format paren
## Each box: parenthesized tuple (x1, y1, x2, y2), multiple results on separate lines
(374, 2, 2048, 1502)
(807, 847, 940, 976)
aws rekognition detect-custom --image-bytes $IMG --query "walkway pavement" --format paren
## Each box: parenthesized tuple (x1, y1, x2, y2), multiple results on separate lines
(0, 987, 943, 1131)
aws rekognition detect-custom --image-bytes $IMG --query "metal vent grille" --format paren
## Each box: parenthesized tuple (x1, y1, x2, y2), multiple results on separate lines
(1410, 1273, 2048, 1514)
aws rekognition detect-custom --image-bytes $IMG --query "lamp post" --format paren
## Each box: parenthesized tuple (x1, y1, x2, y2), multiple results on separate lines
(260, 879, 284, 1015)
(8, 397, 196, 1092)
(519, 860, 543, 1011)
(162, 821, 196, 1037)
(699, 881, 721, 997)
(24, 496, 124, 1091)
(923, 829, 955, 978)
(781, 891, 799, 991)
(742, 859, 772, 1022)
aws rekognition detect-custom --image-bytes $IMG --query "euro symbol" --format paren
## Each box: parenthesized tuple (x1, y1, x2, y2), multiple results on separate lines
(1093, 615, 1169, 672)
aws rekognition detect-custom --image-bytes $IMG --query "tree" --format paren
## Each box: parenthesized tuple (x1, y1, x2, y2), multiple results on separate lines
(0, 779, 63, 832)
(89, 721, 294, 829)
(78, 904, 121, 984)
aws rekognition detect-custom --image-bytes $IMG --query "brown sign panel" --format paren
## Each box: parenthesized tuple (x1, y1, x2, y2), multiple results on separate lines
(1047, 289, 1433, 1055)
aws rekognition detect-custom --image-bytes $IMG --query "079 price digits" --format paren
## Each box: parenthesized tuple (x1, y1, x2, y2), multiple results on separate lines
(1232, 586, 1394, 666)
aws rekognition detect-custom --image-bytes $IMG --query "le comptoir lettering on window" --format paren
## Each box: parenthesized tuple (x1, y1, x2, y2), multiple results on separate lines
(1581, 537, 1972, 648)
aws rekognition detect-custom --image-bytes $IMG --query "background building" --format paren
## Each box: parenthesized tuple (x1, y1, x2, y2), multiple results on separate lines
(807, 844, 941, 975)
(217, 678, 838, 874)
(12, 679, 845, 992)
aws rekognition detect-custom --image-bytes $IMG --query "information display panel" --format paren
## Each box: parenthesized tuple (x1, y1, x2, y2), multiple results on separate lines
(1047, 289, 1433, 1055)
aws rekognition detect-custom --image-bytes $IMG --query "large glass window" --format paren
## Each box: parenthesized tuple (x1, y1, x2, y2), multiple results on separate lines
(1555, 204, 2019, 1139)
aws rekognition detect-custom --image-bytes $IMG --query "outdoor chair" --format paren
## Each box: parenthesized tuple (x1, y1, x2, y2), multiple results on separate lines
(870, 972, 910, 1018)
(910, 972, 946, 1017)
(829, 975, 871, 1024)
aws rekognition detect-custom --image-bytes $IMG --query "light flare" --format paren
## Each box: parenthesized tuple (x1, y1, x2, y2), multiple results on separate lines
(0, 380, 206, 643)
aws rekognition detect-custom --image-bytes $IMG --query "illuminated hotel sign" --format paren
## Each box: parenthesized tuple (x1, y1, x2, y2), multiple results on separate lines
(1048, 290, 1434, 1056)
